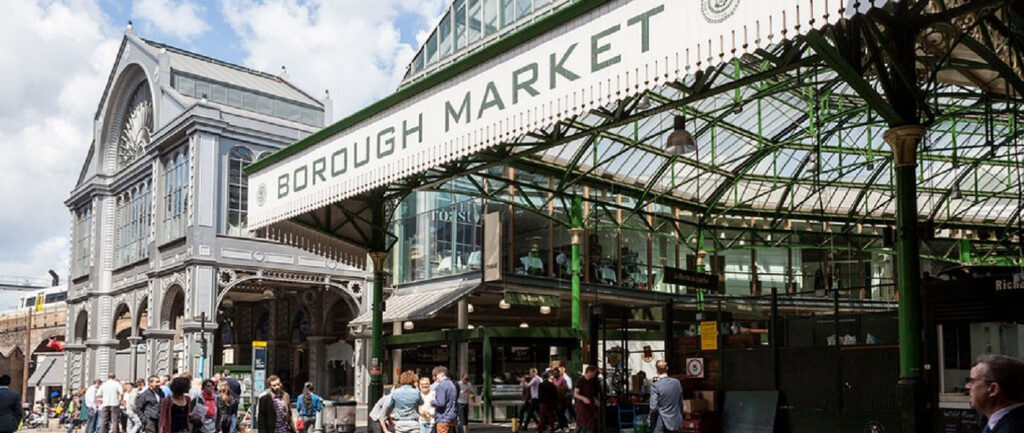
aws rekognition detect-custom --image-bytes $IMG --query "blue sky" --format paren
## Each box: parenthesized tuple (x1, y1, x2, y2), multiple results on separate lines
(0, 0, 446, 310)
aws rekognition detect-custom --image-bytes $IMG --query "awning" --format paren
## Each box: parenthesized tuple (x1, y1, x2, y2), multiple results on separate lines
(351, 275, 480, 326)
(28, 355, 64, 387)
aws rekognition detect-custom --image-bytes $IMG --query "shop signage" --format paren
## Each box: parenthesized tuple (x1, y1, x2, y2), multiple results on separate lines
(505, 291, 560, 307)
(663, 266, 718, 289)
(249, 0, 865, 230)
(700, 321, 718, 350)
(483, 212, 502, 282)
(994, 274, 1024, 292)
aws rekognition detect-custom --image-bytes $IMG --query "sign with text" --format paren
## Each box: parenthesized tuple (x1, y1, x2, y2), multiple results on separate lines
(249, 0, 869, 231)
(700, 321, 718, 351)
(483, 212, 501, 282)
(251, 340, 267, 398)
(663, 266, 719, 290)
(505, 291, 560, 307)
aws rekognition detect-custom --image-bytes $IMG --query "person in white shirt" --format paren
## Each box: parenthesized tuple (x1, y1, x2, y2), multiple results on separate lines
(456, 374, 476, 433)
(123, 381, 141, 433)
(98, 374, 123, 433)
(84, 379, 102, 433)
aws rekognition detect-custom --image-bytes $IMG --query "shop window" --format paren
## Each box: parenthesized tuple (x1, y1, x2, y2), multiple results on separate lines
(226, 147, 253, 236)
(940, 322, 1024, 395)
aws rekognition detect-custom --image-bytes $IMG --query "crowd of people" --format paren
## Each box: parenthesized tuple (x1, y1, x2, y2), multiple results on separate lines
(368, 367, 475, 433)
(54, 370, 256, 433)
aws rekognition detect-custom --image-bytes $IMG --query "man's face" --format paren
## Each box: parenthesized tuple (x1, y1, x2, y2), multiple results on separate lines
(419, 379, 430, 394)
(584, 370, 597, 380)
(148, 378, 159, 390)
(269, 379, 282, 395)
(968, 363, 995, 413)
(434, 372, 443, 383)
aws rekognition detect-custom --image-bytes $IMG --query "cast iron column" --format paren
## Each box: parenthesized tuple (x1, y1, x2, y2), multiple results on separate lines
(884, 124, 926, 433)
(367, 250, 387, 417)
(570, 196, 584, 330)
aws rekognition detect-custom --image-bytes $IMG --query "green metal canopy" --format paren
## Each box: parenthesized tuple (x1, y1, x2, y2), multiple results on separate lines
(248, 0, 1024, 268)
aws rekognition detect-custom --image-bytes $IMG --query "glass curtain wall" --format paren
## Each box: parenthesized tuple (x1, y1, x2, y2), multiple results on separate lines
(389, 168, 894, 300)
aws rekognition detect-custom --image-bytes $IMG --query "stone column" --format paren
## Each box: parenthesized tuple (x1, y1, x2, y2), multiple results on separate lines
(127, 336, 144, 381)
(64, 344, 87, 391)
(457, 300, 469, 377)
(391, 323, 402, 382)
(143, 329, 176, 376)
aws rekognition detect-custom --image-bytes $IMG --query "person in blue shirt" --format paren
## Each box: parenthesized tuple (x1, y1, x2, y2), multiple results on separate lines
(296, 383, 323, 433)
(430, 367, 457, 433)
(389, 372, 424, 433)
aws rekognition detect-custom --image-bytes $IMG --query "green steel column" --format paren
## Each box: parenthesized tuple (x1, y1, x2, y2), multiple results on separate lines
(570, 197, 584, 330)
(482, 332, 493, 423)
(884, 125, 926, 381)
(367, 201, 388, 423)
(367, 251, 387, 417)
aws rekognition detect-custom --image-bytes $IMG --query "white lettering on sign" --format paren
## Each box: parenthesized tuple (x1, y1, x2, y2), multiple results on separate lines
(249, 0, 872, 230)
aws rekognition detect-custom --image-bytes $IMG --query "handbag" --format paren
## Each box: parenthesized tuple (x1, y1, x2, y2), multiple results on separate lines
(295, 417, 304, 431)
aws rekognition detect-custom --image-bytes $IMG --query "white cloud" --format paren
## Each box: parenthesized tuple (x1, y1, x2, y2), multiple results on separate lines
(219, 0, 446, 120)
(132, 0, 209, 41)
(0, 0, 119, 284)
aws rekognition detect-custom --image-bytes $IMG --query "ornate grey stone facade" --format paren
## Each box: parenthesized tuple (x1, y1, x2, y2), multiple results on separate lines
(65, 27, 366, 397)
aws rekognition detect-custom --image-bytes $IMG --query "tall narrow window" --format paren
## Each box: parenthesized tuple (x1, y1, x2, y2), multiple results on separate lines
(227, 147, 254, 236)
(116, 181, 152, 267)
(163, 149, 189, 242)
(73, 206, 92, 276)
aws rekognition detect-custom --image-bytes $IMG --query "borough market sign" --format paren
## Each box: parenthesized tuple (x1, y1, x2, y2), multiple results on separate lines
(248, 0, 872, 230)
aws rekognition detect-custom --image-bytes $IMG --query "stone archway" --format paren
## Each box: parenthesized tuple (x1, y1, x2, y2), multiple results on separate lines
(155, 285, 186, 375)
(113, 303, 132, 350)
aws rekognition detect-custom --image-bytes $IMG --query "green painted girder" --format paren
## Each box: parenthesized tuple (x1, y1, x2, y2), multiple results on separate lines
(804, 29, 904, 125)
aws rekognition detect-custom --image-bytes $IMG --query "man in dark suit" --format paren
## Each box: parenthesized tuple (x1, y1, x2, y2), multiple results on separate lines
(649, 361, 683, 433)
(0, 374, 24, 433)
(968, 354, 1024, 433)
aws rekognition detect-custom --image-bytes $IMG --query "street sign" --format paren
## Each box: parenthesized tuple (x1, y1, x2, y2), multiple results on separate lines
(663, 266, 718, 290)
(686, 358, 705, 378)
(252, 340, 267, 397)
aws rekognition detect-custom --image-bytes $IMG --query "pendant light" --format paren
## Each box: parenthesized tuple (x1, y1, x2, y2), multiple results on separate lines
(666, 115, 697, 155)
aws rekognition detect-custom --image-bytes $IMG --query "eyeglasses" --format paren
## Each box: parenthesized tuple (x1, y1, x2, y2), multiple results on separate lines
(964, 376, 992, 387)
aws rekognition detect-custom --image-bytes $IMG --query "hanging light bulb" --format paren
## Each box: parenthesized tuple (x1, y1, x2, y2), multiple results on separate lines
(262, 288, 274, 300)
(468, 324, 475, 329)
(403, 321, 414, 330)
(635, 93, 651, 110)
(865, 159, 875, 171)
(807, 152, 819, 172)
(665, 115, 697, 155)
(498, 299, 511, 309)
(951, 183, 963, 200)
(519, 322, 529, 328)
(467, 303, 474, 313)
(222, 298, 234, 309)
(540, 305, 551, 315)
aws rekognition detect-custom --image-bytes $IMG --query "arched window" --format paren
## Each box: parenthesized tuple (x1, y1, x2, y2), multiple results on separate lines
(164, 149, 189, 241)
(73, 205, 92, 277)
(227, 147, 254, 236)
(117, 82, 153, 170)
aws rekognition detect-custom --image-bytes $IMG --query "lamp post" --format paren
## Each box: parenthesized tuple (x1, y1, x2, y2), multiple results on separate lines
(195, 312, 208, 379)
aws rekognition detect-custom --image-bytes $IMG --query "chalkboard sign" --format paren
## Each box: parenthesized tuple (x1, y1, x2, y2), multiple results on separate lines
(940, 408, 981, 433)
(722, 391, 778, 433)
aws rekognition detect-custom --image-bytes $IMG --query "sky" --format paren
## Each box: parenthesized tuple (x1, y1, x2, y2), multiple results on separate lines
(0, 0, 447, 309)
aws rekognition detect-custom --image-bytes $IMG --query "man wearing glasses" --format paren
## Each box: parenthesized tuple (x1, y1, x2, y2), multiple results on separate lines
(967, 355, 1024, 433)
